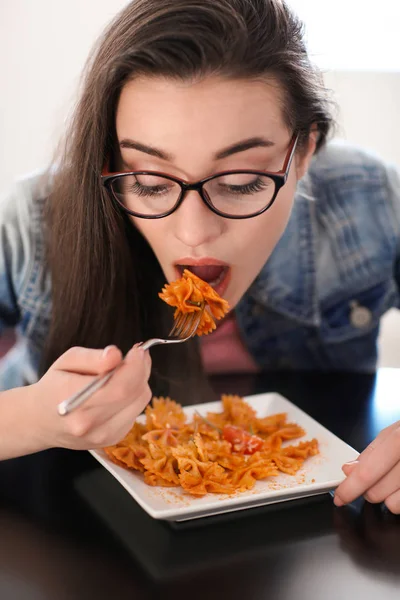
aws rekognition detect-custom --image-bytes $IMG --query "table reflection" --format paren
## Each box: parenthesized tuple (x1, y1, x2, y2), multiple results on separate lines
(0, 509, 148, 600)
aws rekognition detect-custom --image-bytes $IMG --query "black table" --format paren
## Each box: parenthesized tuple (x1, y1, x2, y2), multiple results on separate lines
(1, 369, 400, 600)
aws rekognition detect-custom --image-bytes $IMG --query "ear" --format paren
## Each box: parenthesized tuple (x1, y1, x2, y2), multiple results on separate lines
(295, 127, 319, 181)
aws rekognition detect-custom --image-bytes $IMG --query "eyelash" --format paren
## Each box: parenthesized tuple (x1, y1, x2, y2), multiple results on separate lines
(221, 178, 270, 195)
(126, 177, 271, 198)
(128, 182, 171, 197)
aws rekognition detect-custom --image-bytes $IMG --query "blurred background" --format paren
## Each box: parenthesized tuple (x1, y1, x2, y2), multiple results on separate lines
(0, 0, 399, 366)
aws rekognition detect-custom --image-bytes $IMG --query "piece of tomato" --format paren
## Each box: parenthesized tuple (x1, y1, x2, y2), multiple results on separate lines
(222, 425, 263, 454)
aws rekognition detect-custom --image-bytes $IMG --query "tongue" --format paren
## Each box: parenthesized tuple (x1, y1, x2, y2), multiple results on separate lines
(184, 265, 226, 283)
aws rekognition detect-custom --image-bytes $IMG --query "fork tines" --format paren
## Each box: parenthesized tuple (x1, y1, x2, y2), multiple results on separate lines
(169, 305, 204, 339)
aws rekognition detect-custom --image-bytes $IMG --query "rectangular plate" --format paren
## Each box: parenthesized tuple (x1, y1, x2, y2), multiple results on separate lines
(90, 392, 359, 521)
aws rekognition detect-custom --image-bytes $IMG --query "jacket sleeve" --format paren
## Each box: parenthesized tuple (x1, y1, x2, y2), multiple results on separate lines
(0, 179, 33, 330)
(386, 163, 400, 295)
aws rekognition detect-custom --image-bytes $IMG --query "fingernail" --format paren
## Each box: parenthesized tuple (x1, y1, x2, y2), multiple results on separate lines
(343, 460, 358, 468)
(341, 460, 358, 474)
(126, 345, 144, 361)
(342, 460, 358, 475)
(102, 345, 115, 358)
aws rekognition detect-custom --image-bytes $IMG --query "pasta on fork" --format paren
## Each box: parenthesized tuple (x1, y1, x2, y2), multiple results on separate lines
(159, 269, 230, 335)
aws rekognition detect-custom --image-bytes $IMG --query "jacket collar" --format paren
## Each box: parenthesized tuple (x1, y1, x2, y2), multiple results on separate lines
(244, 174, 321, 327)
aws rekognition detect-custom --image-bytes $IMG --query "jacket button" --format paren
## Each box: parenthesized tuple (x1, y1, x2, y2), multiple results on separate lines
(349, 301, 372, 328)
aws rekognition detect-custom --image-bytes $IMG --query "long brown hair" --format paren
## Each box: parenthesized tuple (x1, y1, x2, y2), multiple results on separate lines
(44, 0, 333, 402)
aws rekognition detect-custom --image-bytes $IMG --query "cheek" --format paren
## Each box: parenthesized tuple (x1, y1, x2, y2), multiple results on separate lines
(238, 184, 295, 262)
(226, 187, 294, 306)
(130, 217, 178, 281)
(131, 217, 161, 250)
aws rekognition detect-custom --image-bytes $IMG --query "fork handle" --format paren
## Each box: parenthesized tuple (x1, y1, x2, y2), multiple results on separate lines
(57, 338, 166, 416)
(140, 338, 171, 350)
(57, 369, 117, 416)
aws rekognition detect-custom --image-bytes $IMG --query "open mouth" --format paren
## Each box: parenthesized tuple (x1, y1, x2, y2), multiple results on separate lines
(175, 262, 231, 296)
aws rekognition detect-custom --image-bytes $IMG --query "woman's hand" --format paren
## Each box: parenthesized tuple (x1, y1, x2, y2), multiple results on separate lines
(28, 344, 152, 452)
(334, 421, 400, 514)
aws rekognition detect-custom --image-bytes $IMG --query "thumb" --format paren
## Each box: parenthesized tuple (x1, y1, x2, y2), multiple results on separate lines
(52, 345, 123, 375)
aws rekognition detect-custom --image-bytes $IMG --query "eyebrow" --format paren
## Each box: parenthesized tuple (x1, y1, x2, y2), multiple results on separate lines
(215, 137, 275, 159)
(119, 136, 275, 162)
(119, 139, 171, 160)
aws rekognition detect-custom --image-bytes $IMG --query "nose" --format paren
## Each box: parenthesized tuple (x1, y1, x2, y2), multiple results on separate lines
(172, 189, 225, 248)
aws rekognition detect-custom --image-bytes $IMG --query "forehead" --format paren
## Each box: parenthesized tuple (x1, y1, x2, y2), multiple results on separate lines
(116, 75, 289, 147)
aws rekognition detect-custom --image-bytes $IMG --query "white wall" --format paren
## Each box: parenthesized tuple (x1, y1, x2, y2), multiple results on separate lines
(292, 0, 400, 72)
(0, 0, 129, 188)
(0, 1, 399, 365)
(324, 71, 400, 167)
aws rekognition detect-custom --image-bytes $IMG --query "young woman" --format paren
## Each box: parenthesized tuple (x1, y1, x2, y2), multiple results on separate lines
(0, 0, 399, 512)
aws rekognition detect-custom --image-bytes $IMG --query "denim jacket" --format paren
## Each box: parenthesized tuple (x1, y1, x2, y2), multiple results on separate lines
(0, 141, 399, 390)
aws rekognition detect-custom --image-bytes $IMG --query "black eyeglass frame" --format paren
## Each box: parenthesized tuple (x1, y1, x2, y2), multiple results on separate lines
(101, 133, 299, 220)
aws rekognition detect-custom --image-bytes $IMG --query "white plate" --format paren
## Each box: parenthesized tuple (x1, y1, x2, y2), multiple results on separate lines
(90, 392, 359, 521)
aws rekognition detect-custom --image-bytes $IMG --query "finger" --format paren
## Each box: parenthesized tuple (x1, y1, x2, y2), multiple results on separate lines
(63, 378, 152, 447)
(58, 346, 150, 437)
(355, 421, 400, 465)
(342, 461, 358, 475)
(53, 345, 123, 375)
(340, 424, 400, 485)
(334, 426, 400, 506)
(88, 385, 152, 448)
(384, 488, 400, 515)
(86, 379, 151, 427)
(364, 460, 400, 504)
(126, 345, 152, 380)
(80, 346, 149, 412)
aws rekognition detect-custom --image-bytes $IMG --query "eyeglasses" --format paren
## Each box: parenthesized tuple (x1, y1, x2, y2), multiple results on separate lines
(101, 133, 298, 220)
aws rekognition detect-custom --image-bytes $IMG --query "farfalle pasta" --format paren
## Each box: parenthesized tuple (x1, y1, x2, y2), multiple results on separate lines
(158, 269, 230, 335)
(105, 395, 319, 497)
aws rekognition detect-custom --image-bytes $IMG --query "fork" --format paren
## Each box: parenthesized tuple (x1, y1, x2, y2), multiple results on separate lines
(57, 304, 205, 416)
